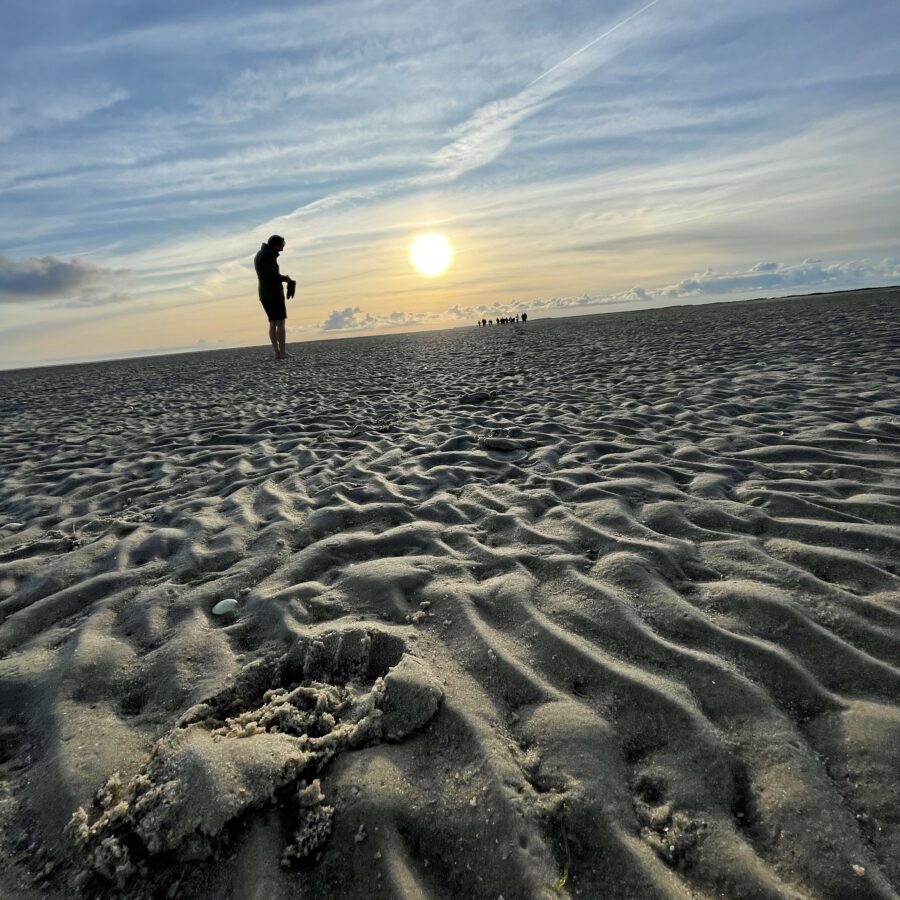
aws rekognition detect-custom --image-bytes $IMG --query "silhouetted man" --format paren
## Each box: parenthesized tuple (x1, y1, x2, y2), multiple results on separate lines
(254, 235, 295, 360)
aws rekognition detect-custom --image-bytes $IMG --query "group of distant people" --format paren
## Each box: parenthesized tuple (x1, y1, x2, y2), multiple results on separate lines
(477, 313, 527, 326)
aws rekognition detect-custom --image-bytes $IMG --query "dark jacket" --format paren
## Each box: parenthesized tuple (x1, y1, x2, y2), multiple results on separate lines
(254, 244, 284, 303)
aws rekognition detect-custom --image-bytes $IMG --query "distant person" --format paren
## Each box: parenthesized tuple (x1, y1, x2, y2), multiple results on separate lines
(254, 235, 295, 360)
(521, 312, 528, 323)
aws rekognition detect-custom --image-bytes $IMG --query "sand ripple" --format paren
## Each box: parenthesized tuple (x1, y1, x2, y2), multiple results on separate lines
(1, 288, 899, 898)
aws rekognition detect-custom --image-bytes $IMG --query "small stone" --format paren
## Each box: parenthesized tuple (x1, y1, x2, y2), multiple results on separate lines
(419, 601, 431, 610)
(211, 598, 238, 615)
(852, 864, 865, 877)
(354, 824, 367, 843)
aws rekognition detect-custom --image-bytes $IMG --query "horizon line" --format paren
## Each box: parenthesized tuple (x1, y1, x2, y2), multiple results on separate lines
(2, 283, 898, 375)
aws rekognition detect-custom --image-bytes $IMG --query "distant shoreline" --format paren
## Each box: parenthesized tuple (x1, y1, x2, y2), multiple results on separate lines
(3, 283, 898, 375)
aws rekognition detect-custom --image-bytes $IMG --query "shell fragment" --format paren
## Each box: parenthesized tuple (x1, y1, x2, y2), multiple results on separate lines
(212, 598, 239, 615)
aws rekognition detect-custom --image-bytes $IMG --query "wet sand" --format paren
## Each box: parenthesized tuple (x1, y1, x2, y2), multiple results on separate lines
(1, 287, 899, 898)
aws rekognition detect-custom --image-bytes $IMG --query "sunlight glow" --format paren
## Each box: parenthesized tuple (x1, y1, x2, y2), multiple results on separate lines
(409, 233, 453, 277)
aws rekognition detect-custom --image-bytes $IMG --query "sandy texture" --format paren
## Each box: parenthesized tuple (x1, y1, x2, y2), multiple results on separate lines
(1, 287, 899, 899)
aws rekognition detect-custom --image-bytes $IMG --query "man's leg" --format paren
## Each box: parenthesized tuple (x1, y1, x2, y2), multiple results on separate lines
(276, 320, 286, 359)
(268, 320, 279, 357)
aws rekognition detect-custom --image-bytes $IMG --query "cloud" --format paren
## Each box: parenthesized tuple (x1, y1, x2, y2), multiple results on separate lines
(320, 306, 434, 332)
(658, 257, 900, 298)
(0, 86, 127, 142)
(425, 0, 664, 182)
(0, 254, 129, 306)
(63, 291, 134, 309)
(446, 256, 900, 318)
(282, 0, 668, 217)
(527, 0, 662, 89)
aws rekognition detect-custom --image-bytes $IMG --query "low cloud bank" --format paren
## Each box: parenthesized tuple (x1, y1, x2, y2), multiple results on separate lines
(657, 257, 900, 299)
(321, 307, 435, 332)
(449, 257, 900, 320)
(0, 255, 130, 308)
(320, 257, 899, 335)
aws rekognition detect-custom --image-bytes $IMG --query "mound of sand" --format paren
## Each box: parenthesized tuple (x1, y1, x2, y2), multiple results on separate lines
(68, 629, 441, 890)
(1, 287, 899, 898)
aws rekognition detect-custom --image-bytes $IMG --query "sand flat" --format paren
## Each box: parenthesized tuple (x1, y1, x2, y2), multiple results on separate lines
(1, 287, 899, 898)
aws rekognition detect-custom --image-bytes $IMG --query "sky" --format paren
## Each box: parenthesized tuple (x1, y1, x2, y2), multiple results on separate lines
(1, 0, 899, 368)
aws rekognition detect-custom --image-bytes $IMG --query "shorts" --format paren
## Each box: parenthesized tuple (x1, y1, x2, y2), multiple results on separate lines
(260, 296, 287, 322)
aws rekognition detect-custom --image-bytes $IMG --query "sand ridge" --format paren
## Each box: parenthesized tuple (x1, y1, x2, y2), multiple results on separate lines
(0, 287, 899, 898)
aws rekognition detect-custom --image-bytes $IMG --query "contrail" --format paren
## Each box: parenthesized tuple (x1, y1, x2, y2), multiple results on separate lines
(526, 0, 662, 89)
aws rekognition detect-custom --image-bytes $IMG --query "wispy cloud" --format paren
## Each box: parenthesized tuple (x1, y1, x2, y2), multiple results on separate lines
(526, 0, 661, 89)
(0, 85, 127, 142)
(290, 0, 669, 200)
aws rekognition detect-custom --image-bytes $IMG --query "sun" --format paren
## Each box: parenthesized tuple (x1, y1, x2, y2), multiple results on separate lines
(409, 232, 453, 277)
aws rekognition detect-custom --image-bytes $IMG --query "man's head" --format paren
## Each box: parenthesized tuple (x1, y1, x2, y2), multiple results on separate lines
(267, 234, 286, 254)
